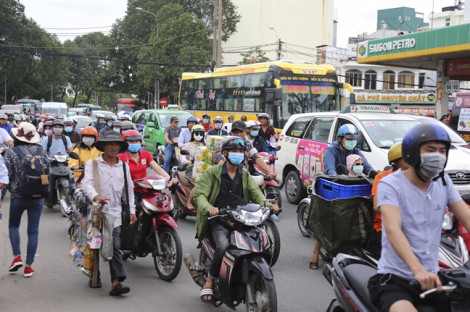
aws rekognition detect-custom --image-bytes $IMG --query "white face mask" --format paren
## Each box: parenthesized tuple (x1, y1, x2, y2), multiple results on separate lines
(53, 128, 63, 136)
(82, 137, 95, 147)
(193, 134, 204, 142)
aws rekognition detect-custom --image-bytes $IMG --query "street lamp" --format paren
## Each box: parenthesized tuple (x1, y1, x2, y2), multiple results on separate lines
(268, 26, 280, 60)
(136, 7, 158, 37)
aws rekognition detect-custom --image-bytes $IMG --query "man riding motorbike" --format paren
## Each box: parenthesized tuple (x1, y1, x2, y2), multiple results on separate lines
(178, 115, 197, 147)
(193, 136, 280, 303)
(246, 120, 269, 153)
(257, 113, 277, 142)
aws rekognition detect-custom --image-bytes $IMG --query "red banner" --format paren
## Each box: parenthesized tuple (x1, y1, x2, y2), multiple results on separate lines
(446, 58, 470, 78)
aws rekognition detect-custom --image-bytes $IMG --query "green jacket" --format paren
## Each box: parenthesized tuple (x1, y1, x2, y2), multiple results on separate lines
(194, 163, 266, 241)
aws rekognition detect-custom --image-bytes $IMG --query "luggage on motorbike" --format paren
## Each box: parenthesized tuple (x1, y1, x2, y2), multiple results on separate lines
(306, 174, 374, 257)
(12, 146, 51, 198)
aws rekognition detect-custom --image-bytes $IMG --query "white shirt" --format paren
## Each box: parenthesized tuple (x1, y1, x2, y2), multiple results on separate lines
(0, 128, 11, 148)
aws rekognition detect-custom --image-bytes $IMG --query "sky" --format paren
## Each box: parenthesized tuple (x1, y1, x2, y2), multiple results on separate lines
(20, 0, 456, 46)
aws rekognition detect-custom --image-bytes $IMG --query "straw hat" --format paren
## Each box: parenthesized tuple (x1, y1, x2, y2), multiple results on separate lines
(11, 122, 40, 144)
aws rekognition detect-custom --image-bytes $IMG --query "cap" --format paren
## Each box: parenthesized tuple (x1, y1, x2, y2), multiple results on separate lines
(231, 120, 246, 131)
(0, 114, 7, 119)
(170, 116, 179, 123)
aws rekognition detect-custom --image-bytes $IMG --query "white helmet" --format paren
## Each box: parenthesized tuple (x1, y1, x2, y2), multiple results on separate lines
(245, 120, 259, 128)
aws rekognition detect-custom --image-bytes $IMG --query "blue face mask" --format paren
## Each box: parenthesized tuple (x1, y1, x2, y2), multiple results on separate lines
(128, 143, 141, 153)
(65, 126, 73, 133)
(35, 117, 40, 121)
(251, 130, 259, 137)
(228, 152, 244, 165)
(107, 122, 113, 127)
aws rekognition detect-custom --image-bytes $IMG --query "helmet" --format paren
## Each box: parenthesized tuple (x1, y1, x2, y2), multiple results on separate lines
(241, 115, 247, 121)
(258, 113, 269, 120)
(57, 114, 65, 120)
(213, 116, 223, 123)
(63, 117, 74, 124)
(245, 120, 259, 128)
(40, 114, 47, 118)
(187, 116, 197, 124)
(34, 113, 40, 117)
(202, 113, 210, 118)
(105, 115, 114, 121)
(122, 130, 141, 141)
(80, 126, 99, 140)
(337, 124, 359, 139)
(14, 115, 21, 121)
(120, 121, 133, 131)
(43, 120, 53, 128)
(228, 115, 234, 119)
(120, 115, 131, 121)
(231, 120, 247, 132)
(388, 142, 403, 164)
(402, 123, 451, 167)
(96, 113, 105, 119)
(191, 125, 205, 133)
(46, 116, 54, 121)
(112, 120, 121, 127)
(222, 136, 246, 151)
(52, 119, 64, 127)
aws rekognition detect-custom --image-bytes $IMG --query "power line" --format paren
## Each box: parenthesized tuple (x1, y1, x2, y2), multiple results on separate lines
(44, 26, 113, 30)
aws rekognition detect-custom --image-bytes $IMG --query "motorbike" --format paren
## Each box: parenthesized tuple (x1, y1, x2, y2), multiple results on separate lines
(122, 175, 183, 281)
(249, 151, 282, 209)
(46, 152, 79, 217)
(184, 204, 278, 311)
(458, 194, 470, 251)
(170, 150, 197, 221)
(153, 139, 179, 170)
(439, 208, 469, 270)
(323, 253, 470, 312)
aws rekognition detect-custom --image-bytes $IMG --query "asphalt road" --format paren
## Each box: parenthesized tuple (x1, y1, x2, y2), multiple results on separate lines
(0, 190, 334, 312)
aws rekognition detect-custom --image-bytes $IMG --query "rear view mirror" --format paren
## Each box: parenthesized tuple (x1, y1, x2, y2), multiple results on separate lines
(180, 150, 190, 156)
(144, 134, 150, 138)
(69, 152, 79, 160)
(146, 121, 155, 128)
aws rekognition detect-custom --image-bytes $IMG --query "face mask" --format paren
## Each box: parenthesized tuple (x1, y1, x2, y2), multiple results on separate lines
(36, 117, 40, 121)
(128, 143, 141, 153)
(98, 120, 105, 124)
(82, 137, 95, 147)
(420, 152, 447, 178)
(107, 122, 113, 127)
(343, 140, 357, 151)
(44, 129, 53, 136)
(193, 134, 204, 141)
(203, 118, 209, 124)
(65, 126, 73, 133)
(251, 130, 259, 137)
(214, 122, 222, 129)
(352, 165, 364, 175)
(40, 118, 45, 122)
(53, 128, 63, 136)
(113, 128, 120, 132)
(228, 152, 244, 166)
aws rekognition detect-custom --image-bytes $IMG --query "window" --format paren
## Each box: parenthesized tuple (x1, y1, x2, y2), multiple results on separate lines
(364, 70, 377, 90)
(303, 117, 334, 143)
(285, 116, 312, 138)
(446, 17, 451, 26)
(398, 71, 414, 88)
(346, 70, 362, 87)
(383, 71, 395, 90)
(418, 73, 425, 89)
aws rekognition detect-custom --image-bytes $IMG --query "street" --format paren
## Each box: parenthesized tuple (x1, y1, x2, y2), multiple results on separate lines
(0, 191, 334, 312)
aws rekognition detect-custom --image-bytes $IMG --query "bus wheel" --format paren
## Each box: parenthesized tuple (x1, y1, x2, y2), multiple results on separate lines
(285, 171, 305, 204)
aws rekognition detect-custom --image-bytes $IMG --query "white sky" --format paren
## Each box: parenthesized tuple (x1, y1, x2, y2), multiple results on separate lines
(20, 0, 456, 45)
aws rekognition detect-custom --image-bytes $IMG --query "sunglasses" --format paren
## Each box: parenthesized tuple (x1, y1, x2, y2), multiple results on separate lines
(354, 162, 364, 166)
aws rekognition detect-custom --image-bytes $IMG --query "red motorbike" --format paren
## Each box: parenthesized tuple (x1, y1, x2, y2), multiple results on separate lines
(250, 151, 282, 209)
(457, 194, 470, 252)
(123, 175, 183, 281)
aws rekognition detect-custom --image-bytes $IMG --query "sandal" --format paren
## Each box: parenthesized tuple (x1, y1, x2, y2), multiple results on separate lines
(200, 287, 213, 303)
(309, 261, 318, 270)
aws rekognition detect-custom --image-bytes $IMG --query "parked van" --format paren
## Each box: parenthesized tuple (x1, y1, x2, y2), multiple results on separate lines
(42, 102, 68, 116)
(276, 105, 470, 204)
(449, 92, 470, 141)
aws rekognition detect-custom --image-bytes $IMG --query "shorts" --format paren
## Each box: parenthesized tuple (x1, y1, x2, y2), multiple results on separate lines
(368, 273, 450, 312)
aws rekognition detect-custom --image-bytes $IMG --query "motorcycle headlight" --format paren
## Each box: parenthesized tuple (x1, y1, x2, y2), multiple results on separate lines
(54, 154, 68, 162)
(147, 179, 166, 190)
(240, 209, 270, 226)
(442, 212, 453, 230)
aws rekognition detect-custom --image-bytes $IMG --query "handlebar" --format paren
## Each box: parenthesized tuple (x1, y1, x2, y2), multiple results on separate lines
(409, 280, 458, 299)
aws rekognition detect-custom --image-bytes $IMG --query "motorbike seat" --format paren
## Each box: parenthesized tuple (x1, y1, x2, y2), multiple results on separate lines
(342, 264, 379, 312)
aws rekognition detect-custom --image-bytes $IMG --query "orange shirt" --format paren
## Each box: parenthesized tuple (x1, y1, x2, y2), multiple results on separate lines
(372, 168, 394, 232)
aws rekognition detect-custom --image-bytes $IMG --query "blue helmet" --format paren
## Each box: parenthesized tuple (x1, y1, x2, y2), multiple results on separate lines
(187, 116, 197, 124)
(337, 124, 358, 140)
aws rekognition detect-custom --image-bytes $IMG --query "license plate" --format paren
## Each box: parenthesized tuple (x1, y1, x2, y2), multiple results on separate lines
(458, 190, 470, 195)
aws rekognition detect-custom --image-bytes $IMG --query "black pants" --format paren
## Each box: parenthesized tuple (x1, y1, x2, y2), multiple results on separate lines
(208, 221, 231, 278)
(109, 226, 126, 283)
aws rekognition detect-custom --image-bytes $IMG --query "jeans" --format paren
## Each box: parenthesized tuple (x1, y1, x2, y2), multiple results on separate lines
(163, 144, 175, 174)
(8, 198, 44, 265)
(208, 221, 231, 278)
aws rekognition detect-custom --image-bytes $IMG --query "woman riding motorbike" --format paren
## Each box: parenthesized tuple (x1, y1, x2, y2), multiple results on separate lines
(69, 126, 102, 181)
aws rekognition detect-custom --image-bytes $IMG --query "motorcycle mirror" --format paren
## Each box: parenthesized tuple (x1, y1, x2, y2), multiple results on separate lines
(143, 134, 150, 138)
(275, 145, 281, 151)
(180, 150, 190, 156)
(69, 152, 79, 160)
(383, 165, 392, 171)
(336, 164, 349, 175)
(368, 169, 379, 180)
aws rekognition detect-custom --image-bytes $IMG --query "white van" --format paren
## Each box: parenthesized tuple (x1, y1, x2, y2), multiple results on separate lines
(276, 105, 470, 204)
(41, 102, 68, 116)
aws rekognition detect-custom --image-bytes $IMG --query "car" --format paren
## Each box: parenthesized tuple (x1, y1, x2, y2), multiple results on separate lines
(276, 105, 470, 204)
(132, 109, 194, 154)
(74, 116, 93, 133)
(91, 110, 114, 119)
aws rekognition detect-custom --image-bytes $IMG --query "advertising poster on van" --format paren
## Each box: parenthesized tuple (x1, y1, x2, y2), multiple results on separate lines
(296, 139, 328, 187)
(457, 108, 470, 132)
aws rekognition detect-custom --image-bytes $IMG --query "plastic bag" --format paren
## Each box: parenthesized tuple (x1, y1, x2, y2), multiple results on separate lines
(100, 212, 114, 261)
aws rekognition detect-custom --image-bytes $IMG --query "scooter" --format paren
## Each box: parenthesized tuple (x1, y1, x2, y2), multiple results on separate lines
(184, 204, 278, 311)
(458, 194, 470, 251)
(153, 139, 179, 169)
(323, 253, 470, 312)
(439, 208, 469, 270)
(46, 152, 79, 217)
(169, 150, 197, 221)
(122, 175, 183, 281)
(249, 151, 282, 209)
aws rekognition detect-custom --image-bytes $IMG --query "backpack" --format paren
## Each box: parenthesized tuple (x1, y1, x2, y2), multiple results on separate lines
(13, 146, 51, 198)
(47, 134, 68, 154)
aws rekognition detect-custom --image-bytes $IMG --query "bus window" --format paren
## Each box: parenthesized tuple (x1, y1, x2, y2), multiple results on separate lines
(213, 77, 225, 89)
(215, 94, 223, 111)
(244, 73, 266, 88)
(224, 96, 234, 111)
(227, 75, 243, 88)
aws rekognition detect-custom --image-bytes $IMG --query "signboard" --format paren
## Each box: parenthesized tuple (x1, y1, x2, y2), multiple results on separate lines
(355, 91, 436, 104)
(159, 98, 168, 107)
(446, 58, 470, 78)
(445, 80, 460, 94)
(457, 108, 470, 132)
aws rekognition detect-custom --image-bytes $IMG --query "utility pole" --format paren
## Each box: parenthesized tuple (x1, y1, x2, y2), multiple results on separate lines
(212, 0, 218, 66)
(277, 39, 282, 61)
(217, 0, 222, 67)
(154, 75, 158, 109)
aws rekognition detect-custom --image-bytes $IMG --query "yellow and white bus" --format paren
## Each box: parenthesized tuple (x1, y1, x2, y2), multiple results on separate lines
(178, 61, 355, 129)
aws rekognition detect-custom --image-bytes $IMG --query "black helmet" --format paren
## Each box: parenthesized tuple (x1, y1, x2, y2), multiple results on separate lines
(52, 119, 64, 127)
(231, 120, 246, 132)
(402, 123, 451, 168)
(202, 113, 210, 118)
(222, 136, 246, 151)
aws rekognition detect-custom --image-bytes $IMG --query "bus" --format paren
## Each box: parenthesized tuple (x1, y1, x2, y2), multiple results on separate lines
(178, 61, 355, 129)
(76, 104, 102, 115)
(13, 99, 42, 114)
(116, 98, 145, 114)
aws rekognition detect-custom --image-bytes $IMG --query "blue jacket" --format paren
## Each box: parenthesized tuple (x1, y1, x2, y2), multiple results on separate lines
(0, 123, 12, 134)
(323, 141, 373, 175)
(252, 136, 269, 153)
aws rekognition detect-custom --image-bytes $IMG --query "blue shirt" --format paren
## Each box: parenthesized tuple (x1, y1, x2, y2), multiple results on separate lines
(377, 170, 461, 279)
(40, 135, 72, 156)
(0, 123, 12, 134)
(178, 128, 191, 148)
(323, 141, 373, 175)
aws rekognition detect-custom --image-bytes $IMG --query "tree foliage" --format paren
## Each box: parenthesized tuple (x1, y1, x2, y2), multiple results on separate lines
(238, 46, 271, 65)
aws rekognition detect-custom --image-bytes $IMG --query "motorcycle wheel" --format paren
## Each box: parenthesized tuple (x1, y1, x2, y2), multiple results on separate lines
(245, 273, 277, 312)
(58, 186, 71, 217)
(264, 186, 282, 209)
(153, 226, 183, 281)
(297, 201, 311, 238)
(259, 220, 281, 267)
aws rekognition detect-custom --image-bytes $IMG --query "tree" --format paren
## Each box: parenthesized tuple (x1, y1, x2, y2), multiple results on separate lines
(238, 46, 271, 65)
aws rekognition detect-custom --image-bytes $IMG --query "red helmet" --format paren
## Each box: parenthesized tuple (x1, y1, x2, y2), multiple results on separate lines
(122, 130, 142, 141)
(80, 126, 99, 141)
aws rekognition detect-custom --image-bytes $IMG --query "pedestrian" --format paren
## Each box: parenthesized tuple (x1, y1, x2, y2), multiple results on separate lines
(5, 123, 45, 278)
(81, 131, 137, 296)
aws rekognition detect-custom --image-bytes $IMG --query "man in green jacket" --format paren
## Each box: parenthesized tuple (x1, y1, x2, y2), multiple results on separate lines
(193, 136, 279, 302)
